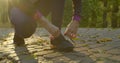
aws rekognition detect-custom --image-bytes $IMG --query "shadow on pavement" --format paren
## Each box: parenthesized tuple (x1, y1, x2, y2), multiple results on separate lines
(14, 46, 38, 63)
(43, 49, 95, 63)
(61, 51, 95, 63)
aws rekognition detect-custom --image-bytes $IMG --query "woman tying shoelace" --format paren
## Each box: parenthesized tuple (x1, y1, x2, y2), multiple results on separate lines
(8, 0, 82, 52)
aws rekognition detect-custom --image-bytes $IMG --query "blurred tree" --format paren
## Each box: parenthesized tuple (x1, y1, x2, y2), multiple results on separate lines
(111, 0, 119, 28)
(102, 0, 108, 27)
(0, 0, 120, 28)
(0, 0, 9, 24)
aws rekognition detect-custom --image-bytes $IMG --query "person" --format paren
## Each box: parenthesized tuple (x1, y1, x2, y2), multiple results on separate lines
(8, 0, 81, 52)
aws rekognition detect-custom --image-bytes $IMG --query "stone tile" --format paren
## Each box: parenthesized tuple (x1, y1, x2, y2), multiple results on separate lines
(80, 56, 95, 63)
(51, 56, 70, 63)
(44, 52, 63, 59)
(88, 44, 105, 49)
(74, 47, 90, 51)
(96, 60, 116, 63)
(108, 55, 120, 61)
(1, 28, 120, 63)
(96, 61, 104, 63)
(69, 60, 82, 63)
(91, 45, 119, 52)
(8, 53, 17, 59)
(34, 50, 54, 56)
(106, 49, 120, 55)
(18, 55, 38, 63)
(92, 53, 112, 58)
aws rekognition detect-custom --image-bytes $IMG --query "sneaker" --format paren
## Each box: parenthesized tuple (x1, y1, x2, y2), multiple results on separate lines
(50, 34, 74, 52)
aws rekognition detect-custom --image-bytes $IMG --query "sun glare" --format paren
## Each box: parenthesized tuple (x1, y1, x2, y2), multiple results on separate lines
(0, 0, 9, 4)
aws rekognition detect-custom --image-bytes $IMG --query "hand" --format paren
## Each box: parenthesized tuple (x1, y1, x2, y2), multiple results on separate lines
(64, 20, 79, 38)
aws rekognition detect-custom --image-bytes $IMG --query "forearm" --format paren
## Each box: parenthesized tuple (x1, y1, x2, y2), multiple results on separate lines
(36, 11, 60, 37)
(38, 16, 51, 28)
(72, 0, 82, 17)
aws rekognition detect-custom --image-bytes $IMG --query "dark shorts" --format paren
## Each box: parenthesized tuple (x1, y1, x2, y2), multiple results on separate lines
(10, 7, 37, 38)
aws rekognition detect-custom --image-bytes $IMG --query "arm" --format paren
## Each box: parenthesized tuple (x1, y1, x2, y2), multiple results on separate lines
(64, 0, 82, 38)
(72, 0, 82, 17)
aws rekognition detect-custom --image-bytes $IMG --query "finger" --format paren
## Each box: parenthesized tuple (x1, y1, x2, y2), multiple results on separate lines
(67, 31, 77, 39)
(70, 33, 75, 38)
(64, 28, 71, 35)
(71, 33, 77, 38)
(64, 30, 69, 35)
(64, 31, 67, 35)
(65, 32, 73, 38)
(64, 29, 68, 35)
(72, 34, 77, 38)
(49, 35, 55, 40)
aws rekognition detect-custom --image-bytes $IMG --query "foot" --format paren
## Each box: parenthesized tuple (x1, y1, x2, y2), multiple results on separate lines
(50, 34, 74, 52)
(13, 35, 25, 47)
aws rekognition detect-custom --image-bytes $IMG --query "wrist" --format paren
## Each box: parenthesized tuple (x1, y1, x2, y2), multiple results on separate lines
(73, 15, 81, 22)
(34, 10, 43, 20)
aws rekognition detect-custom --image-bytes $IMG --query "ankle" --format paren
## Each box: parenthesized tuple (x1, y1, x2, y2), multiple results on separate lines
(13, 35, 25, 45)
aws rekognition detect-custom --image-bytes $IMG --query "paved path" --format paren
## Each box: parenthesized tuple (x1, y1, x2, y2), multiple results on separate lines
(0, 28, 120, 63)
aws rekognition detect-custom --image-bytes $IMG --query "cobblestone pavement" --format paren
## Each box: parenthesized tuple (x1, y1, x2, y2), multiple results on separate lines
(0, 28, 120, 63)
